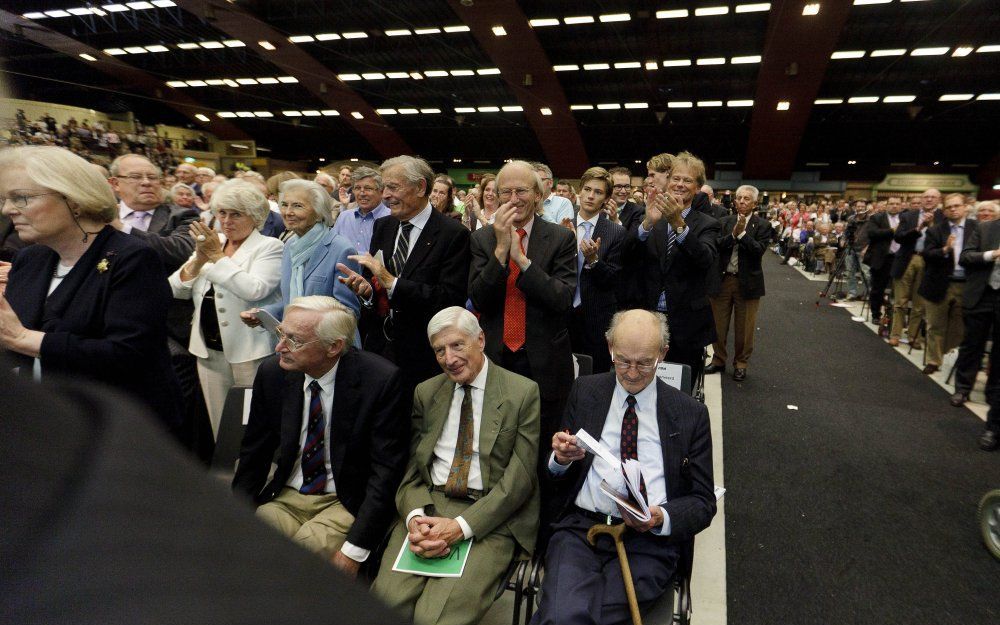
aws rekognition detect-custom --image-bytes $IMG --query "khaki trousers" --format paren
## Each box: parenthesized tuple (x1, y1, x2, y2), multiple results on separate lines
(890, 255, 925, 341)
(923, 281, 965, 366)
(709, 274, 761, 369)
(256, 488, 355, 557)
(372, 490, 516, 625)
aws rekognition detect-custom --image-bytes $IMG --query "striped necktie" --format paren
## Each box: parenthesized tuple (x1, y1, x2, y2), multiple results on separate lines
(392, 221, 414, 276)
(299, 381, 328, 495)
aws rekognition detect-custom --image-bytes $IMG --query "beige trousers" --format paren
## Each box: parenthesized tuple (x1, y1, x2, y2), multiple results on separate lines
(709, 274, 761, 369)
(196, 349, 265, 439)
(891, 255, 925, 341)
(256, 488, 356, 557)
(923, 282, 965, 366)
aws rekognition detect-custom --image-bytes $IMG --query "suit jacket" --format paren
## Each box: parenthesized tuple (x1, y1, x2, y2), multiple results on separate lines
(232, 351, 408, 551)
(919, 219, 976, 303)
(0, 213, 27, 262)
(5, 226, 182, 429)
(550, 373, 716, 541)
(712, 213, 773, 300)
(616, 201, 646, 309)
(396, 362, 540, 554)
(469, 216, 577, 403)
(640, 209, 721, 350)
(862, 212, 896, 270)
(363, 208, 471, 392)
(575, 213, 627, 344)
(260, 210, 285, 239)
(692, 192, 728, 222)
(891, 209, 945, 278)
(128, 203, 198, 274)
(618, 201, 646, 233)
(959, 219, 999, 309)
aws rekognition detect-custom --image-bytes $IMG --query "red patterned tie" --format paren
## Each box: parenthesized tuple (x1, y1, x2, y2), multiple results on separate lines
(502, 228, 528, 351)
(620, 394, 648, 502)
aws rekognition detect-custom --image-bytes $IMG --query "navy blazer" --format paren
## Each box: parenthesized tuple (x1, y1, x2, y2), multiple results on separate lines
(549, 372, 716, 541)
(919, 218, 976, 303)
(712, 213, 774, 300)
(575, 213, 627, 344)
(232, 350, 408, 551)
(891, 209, 945, 279)
(5, 227, 182, 429)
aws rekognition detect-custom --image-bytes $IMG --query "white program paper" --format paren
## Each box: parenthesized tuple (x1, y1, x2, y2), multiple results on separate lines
(255, 309, 281, 335)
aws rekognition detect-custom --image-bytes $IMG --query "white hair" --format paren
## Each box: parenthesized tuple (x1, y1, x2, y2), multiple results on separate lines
(736, 184, 760, 202)
(0, 145, 117, 222)
(170, 182, 195, 196)
(313, 172, 337, 190)
(381, 155, 434, 195)
(196, 167, 215, 176)
(605, 309, 670, 349)
(279, 179, 334, 226)
(427, 306, 483, 342)
(210, 179, 270, 228)
(109, 153, 162, 178)
(285, 296, 357, 344)
(351, 166, 384, 189)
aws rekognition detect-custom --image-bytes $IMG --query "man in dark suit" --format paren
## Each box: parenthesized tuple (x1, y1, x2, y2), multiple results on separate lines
(608, 167, 645, 232)
(338, 155, 470, 400)
(469, 159, 577, 458)
(707, 185, 774, 381)
(863, 197, 904, 323)
(609, 167, 645, 310)
(569, 167, 627, 374)
(919, 195, 973, 376)
(232, 296, 409, 574)
(532, 309, 717, 625)
(889, 197, 944, 351)
(637, 151, 720, 381)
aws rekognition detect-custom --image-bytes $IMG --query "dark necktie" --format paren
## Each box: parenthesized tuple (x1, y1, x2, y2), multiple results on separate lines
(620, 394, 647, 502)
(392, 221, 414, 276)
(299, 380, 328, 495)
(502, 228, 528, 351)
(444, 385, 474, 498)
(665, 225, 678, 256)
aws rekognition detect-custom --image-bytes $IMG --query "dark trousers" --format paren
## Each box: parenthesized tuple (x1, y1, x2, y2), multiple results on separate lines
(529, 512, 680, 625)
(666, 343, 705, 388)
(955, 288, 1000, 432)
(869, 257, 894, 319)
(569, 306, 613, 376)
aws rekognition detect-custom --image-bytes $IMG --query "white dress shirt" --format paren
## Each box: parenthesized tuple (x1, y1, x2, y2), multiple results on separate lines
(549, 377, 673, 536)
(888, 213, 901, 254)
(387, 202, 433, 298)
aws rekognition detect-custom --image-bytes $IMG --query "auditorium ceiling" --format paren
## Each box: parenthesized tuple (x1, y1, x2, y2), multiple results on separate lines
(2, 0, 998, 181)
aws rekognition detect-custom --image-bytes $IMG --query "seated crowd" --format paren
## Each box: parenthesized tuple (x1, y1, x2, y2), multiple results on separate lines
(0, 140, 994, 625)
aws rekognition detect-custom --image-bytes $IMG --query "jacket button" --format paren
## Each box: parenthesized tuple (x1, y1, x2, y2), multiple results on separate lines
(220, 321, 229, 327)
(218, 308, 226, 313)
(216, 293, 223, 298)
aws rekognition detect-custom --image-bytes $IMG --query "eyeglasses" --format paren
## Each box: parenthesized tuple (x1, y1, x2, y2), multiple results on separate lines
(613, 184, 631, 190)
(498, 188, 533, 199)
(276, 328, 325, 351)
(1, 191, 63, 209)
(117, 173, 162, 183)
(611, 358, 659, 373)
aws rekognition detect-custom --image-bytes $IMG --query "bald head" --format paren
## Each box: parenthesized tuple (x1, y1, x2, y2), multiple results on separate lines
(606, 310, 669, 394)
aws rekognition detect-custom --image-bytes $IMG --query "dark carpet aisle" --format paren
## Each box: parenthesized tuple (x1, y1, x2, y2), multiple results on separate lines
(722, 252, 999, 624)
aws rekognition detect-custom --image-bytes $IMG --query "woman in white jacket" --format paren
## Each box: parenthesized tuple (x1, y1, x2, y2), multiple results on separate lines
(169, 179, 283, 439)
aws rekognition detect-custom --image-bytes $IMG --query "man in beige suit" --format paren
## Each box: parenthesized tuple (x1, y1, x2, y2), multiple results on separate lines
(372, 306, 540, 625)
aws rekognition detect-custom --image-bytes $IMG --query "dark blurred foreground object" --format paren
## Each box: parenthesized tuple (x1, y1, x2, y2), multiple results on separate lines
(0, 368, 407, 625)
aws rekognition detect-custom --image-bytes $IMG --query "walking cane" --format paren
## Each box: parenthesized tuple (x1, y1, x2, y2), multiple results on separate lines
(588, 523, 642, 625)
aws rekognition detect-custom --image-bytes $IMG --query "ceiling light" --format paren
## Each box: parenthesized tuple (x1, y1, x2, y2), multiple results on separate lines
(23, 12, 48, 19)
(236, 78, 258, 85)
(320, 110, 338, 116)
(596, 103, 621, 110)
(814, 98, 844, 104)
(223, 79, 238, 87)
(614, 62, 642, 69)
(185, 80, 207, 87)
(102, 5, 129, 12)
(350, 112, 364, 119)
(599, 14, 631, 23)
(414, 28, 441, 35)
(695, 7, 730, 17)
(883, 95, 916, 103)
(195, 114, 210, 122)
(236, 112, 254, 118)
(477, 68, 501, 75)
(736, 3, 771, 12)
(938, 94, 973, 101)
(848, 160, 857, 165)
(420, 108, 442, 114)
(697, 57, 726, 65)
(450, 70, 475, 76)
(475, 106, 498, 113)
(977, 93, 1000, 100)
(564, 16, 595, 25)
(870, 49, 906, 57)
(553, 64, 579, 71)
(540, 108, 553, 115)
(105, 48, 127, 55)
(776, 100, 790, 110)
(376, 108, 397, 115)
(502, 105, 524, 112)
(444, 25, 470, 33)
(831, 50, 865, 59)
(952, 46, 973, 57)
(802, 3, 820, 15)
(282, 111, 302, 117)
(143, 45, 168, 53)
(387, 72, 409, 79)
(152, 0, 176, 6)
(570, 104, 594, 110)
(624, 102, 648, 109)
(200, 41, 224, 49)
(343, 32, 368, 39)
(911, 47, 949, 56)
(69, 8, 94, 16)
(256, 77, 278, 84)
(645, 61, 658, 70)
(316, 33, 341, 41)
(976, 45, 1000, 53)
(398, 107, 422, 115)
(697, 100, 723, 107)
(277, 76, 298, 83)
(727, 100, 754, 107)
(288, 35, 315, 43)
(656, 9, 689, 18)
(455, 107, 476, 113)
(42, 10, 70, 18)
(124, 47, 148, 54)
(425, 70, 449, 77)
(847, 96, 879, 103)
(584, 63, 610, 70)
(530, 18, 560, 27)
(79, 53, 97, 61)
(385, 29, 411, 37)
(492, 25, 507, 36)
(667, 101, 693, 108)
(217, 112, 236, 118)
(731, 55, 761, 64)
(127, 2, 154, 9)
(361, 72, 386, 80)
(410, 72, 424, 80)
(662, 59, 692, 67)
(853, 0, 890, 4)
(176, 42, 199, 50)
(338, 74, 362, 81)
(205, 79, 225, 85)
(166, 81, 187, 87)
(302, 110, 321, 117)
(223, 40, 245, 48)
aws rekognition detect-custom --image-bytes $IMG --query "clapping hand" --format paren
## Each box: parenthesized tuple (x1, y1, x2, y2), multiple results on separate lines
(733, 215, 747, 237)
(336, 262, 374, 299)
(190, 220, 224, 263)
(602, 199, 619, 224)
(492, 201, 516, 263)
(580, 237, 601, 264)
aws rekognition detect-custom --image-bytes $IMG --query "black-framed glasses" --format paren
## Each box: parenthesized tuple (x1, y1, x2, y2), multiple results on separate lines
(0, 191, 64, 209)
(613, 184, 631, 190)
(276, 328, 324, 351)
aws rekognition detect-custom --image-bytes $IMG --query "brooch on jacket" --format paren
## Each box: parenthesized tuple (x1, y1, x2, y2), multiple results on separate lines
(96, 250, 117, 274)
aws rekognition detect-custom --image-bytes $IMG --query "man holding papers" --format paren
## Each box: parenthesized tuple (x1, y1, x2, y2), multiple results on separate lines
(531, 309, 716, 625)
(373, 306, 540, 625)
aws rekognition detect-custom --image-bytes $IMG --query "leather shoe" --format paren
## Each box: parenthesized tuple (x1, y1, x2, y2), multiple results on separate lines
(888, 337, 900, 347)
(922, 364, 939, 375)
(704, 363, 725, 374)
(733, 368, 747, 382)
(949, 392, 967, 407)
(979, 430, 999, 451)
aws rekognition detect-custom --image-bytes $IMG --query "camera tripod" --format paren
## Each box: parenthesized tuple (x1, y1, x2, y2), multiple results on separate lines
(818, 243, 870, 317)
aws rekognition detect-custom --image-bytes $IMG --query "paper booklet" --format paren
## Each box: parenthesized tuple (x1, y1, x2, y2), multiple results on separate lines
(575, 429, 652, 523)
(255, 308, 281, 336)
(392, 537, 473, 578)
